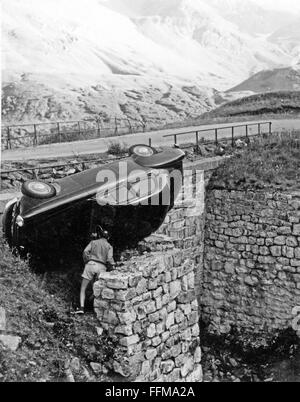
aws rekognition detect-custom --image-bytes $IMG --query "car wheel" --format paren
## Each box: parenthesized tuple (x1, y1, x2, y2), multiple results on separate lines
(2, 200, 17, 246)
(129, 144, 156, 157)
(21, 180, 57, 199)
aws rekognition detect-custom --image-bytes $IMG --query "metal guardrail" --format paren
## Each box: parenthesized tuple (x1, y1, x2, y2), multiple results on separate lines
(1, 117, 148, 150)
(0, 121, 273, 186)
(163, 121, 272, 147)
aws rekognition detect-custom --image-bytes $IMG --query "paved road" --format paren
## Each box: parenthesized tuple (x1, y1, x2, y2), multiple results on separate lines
(2, 118, 300, 162)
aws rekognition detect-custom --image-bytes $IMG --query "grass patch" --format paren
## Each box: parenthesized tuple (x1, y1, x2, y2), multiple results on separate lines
(107, 140, 129, 156)
(0, 236, 118, 382)
(208, 131, 300, 192)
(201, 91, 300, 121)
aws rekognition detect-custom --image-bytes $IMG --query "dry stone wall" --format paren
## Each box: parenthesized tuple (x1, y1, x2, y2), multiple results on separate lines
(92, 160, 219, 381)
(93, 249, 202, 382)
(202, 189, 300, 346)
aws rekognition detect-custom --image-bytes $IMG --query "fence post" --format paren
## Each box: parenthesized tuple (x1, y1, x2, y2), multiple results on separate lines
(57, 122, 62, 143)
(269, 122, 272, 135)
(245, 124, 248, 140)
(231, 126, 235, 147)
(78, 121, 81, 138)
(149, 138, 152, 147)
(33, 124, 38, 146)
(127, 119, 132, 134)
(196, 131, 199, 152)
(7, 126, 11, 150)
(97, 119, 101, 138)
(115, 118, 118, 135)
(174, 134, 177, 145)
(215, 129, 218, 146)
(258, 123, 261, 136)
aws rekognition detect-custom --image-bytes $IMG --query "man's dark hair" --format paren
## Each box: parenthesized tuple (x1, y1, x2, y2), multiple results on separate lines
(96, 225, 110, 240)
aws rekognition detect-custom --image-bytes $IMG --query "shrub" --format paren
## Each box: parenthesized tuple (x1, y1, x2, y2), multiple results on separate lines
(107, 140, 129, 156)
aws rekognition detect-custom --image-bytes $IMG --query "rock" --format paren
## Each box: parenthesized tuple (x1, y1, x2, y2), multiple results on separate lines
(0, 334, 21, 351)
(90, 362, 102, 374)
(70, 357, 81, 373)
(119, 335, 139, 347)
(82, 367, 93, 381)
(115, 325, 133, 336)
(147, 323, 156, 338)
(96, 326, 103, 336)
(65, 368, 75, 382)
(113, 360, 131, 377)
(181, 357, 194, 377)
(166, 312, 175, 330)
(161, 360, 175, 374)
(0, 307, 6, 331)
(229, 358, 239, 368)
(66, 168, 76, 176)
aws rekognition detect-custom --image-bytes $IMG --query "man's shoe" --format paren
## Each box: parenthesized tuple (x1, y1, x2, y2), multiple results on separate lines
(72, 307, 84, 315)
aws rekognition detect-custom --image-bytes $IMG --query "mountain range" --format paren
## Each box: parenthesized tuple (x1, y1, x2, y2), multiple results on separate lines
(2, 0, 300, 125)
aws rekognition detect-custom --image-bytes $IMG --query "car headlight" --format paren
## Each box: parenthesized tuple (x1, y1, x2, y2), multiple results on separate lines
(16, 215, 24, 227)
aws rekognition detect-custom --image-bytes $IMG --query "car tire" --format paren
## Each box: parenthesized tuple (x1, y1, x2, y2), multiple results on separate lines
(2, 200, 17, 247)
(21, 180, 57, 199)
(129, 144, 156, 157)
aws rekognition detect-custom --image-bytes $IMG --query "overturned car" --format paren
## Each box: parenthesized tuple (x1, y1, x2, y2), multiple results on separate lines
(2, 145, 185, 265)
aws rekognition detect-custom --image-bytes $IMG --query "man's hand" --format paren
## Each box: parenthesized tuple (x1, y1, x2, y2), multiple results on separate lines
(106, 262, 116, 272)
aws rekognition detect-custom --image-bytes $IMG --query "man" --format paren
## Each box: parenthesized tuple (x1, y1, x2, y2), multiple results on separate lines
(74, 227, 115, 315)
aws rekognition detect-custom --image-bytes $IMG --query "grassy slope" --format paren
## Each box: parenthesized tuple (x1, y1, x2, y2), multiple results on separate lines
(208, 131, 300, 192)
(229, 68, 300, 93)
(200, 91, 300, 121)
(0, 236, 116, 382)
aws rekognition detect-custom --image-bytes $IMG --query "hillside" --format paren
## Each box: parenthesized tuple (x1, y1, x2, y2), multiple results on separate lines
(0, 236, 115, 382)
(201, 91, 300, 120)
(229, 66, 300, 93)
(208, 131, 300, 192)
(1, 0, 294, 125)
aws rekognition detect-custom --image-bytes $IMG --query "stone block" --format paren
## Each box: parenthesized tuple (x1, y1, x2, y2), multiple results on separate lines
(152, 336, 162, 347)
(115, 325, 133, 336)
(274, 236, 286, 246)
(293, 224, 300, 236)
(101, 288, 115, 300)
(147, 323, 156, 338)
(166, 312, 175, 329)
(167, 301, 177, 313)
(0, 334, 21, 351)
(0, 307, 6, 331)
(181, 357, 194, 378)
(194, 346, 202, 363)
(119, 335, 139, 347)
(161, 360, 175, 374)
(136, 278, 148, 295)
(145, 348, 157, 361)
(115, 289, 136, 301)
(103, 310, 119, 325)
(118, 310, 137, 324)
(145, 301, 157, 314)
(106, 276, 129, 290)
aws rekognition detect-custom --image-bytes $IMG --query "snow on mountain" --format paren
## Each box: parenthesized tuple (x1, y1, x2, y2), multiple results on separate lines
(0, 0, 296, 124)
(268, 18, 300, 65)
(204, 0, 296, 35)
(104, 0, 291, 86)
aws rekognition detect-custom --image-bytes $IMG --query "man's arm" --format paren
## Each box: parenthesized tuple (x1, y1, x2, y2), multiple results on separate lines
(107, 244, 115, 267)
(83, 242, 92, 263)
